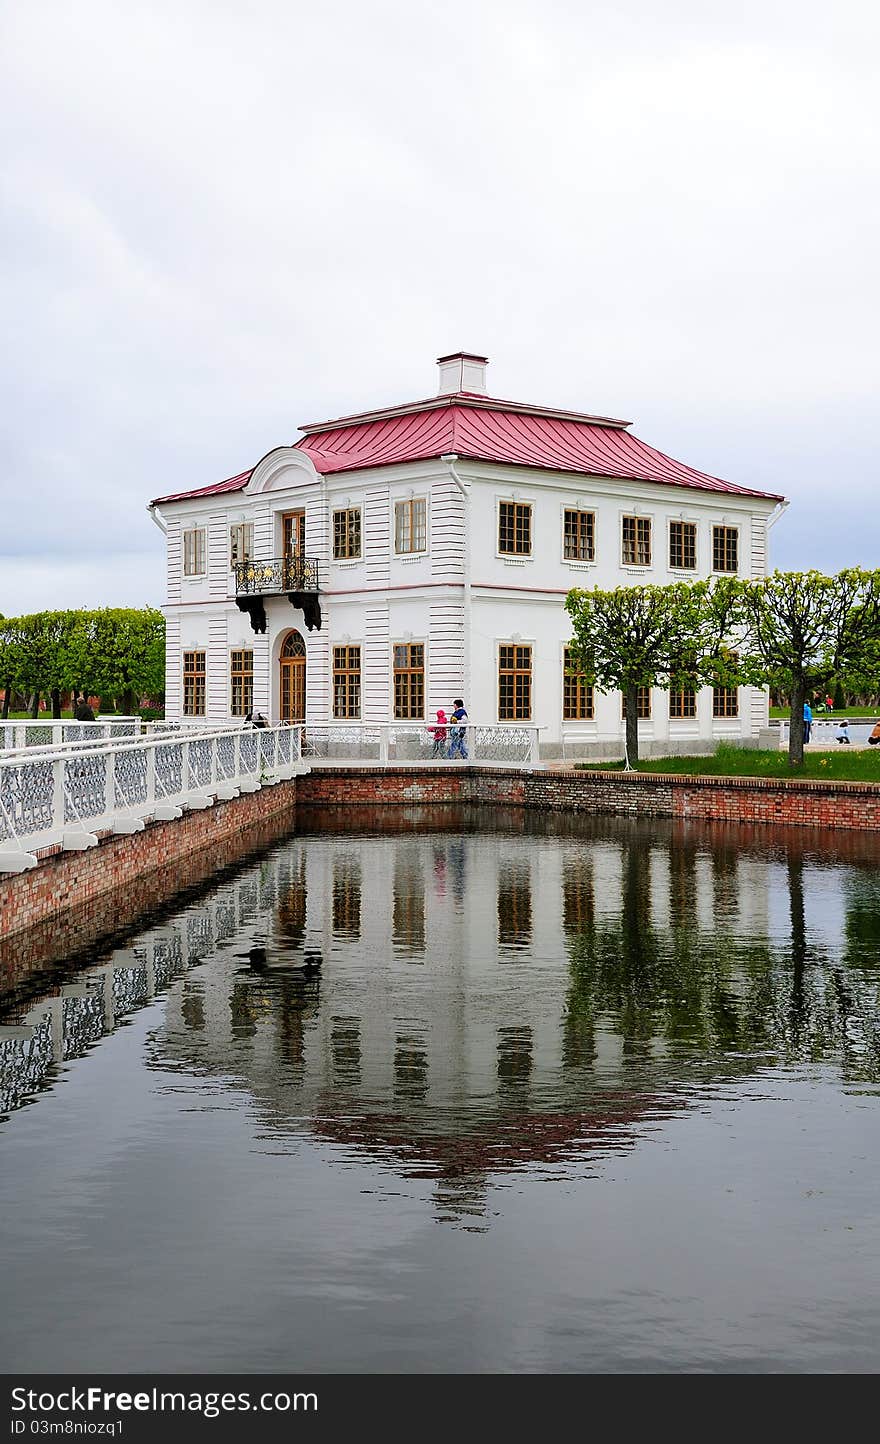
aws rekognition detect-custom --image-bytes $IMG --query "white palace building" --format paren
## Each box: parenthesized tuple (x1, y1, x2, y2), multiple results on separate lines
(149, 352, 786, 755)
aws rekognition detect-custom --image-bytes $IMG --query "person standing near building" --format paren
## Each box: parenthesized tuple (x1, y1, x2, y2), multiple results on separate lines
(803, 699, 812, 744)
(430, 709, 449, 759)
(447, 698, 469, 760)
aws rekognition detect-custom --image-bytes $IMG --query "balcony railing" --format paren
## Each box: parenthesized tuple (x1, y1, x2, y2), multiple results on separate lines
(234, 556, 319, 596)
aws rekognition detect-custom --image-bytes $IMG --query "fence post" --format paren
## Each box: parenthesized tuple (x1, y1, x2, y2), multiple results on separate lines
(379, 728, 389, 764)
(106, 750, 116, 823)
(529, 728, 540, 766)
(234, 729, 242, 784)
(146, 740, 156, 810)
(184, 739, 192, 795)
(52, 757, 65, 836)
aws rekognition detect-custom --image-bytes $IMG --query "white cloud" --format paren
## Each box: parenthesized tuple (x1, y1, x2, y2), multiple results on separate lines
(1, 0, 878, 602)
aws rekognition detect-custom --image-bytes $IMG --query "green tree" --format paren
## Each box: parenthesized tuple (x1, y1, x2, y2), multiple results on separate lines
(564, 580, 738, 766)
(0, 616, 25, 719)
(88, 608, 165, 713)
(738, 569, 880, 767)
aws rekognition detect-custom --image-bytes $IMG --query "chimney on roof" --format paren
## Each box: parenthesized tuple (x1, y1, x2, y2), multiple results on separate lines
(436, 351, 488, 396)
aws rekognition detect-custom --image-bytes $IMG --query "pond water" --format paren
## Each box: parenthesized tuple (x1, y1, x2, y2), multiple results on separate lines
(2, 807, 880, 1374)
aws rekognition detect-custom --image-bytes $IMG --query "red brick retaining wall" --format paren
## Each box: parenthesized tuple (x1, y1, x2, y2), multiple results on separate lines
(0, 782, 297, 944)
(297, 765, 880, 831)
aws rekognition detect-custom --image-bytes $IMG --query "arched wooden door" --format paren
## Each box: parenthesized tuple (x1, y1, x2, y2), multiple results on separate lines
(279, 630, 306, 722)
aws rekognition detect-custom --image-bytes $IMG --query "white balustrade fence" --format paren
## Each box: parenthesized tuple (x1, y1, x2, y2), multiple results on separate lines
(0, 725, 303, 868)
(0, 720, 543, 871)
(301, 723, 540, 766)
(0, 718, 143, 751)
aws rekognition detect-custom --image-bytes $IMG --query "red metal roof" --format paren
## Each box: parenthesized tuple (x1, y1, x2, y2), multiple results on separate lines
(150, 393, 784, 504)
(151, 468, 252, 505)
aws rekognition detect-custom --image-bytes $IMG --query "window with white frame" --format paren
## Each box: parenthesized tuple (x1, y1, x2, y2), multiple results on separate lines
(621, 515, 651, 567)
(669, 520, 697, 571)
(333, 645, 361, 718)
(563, 508, 595, 562)
(183, 650, 206, 715)
(621, 686, 651, 719)
(712, 525, 739, 573)
(669, 687, 697, 719)
(393, 643, 424, 718)
(499, 644, 532, 720)
(230, 522, 254, 567)
(183, 528, 206, 576)
(333, 508, 362, 560)
(230, 649, 253, 717)
(498, 501, 532, 556)
(562, 647, 595, 720)
(394, 499, 427, 554)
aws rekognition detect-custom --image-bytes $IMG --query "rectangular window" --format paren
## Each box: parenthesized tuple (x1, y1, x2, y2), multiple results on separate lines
(282, 511, 306, 558)
(562, 647, 595, 720)
(712, 525, 739, 573)
(621, 686, 652, 719)
(394, 499, 427, 554)
(333, 508, 362, 560)
(669, 520, 697, 571)
(183, 650, 206, 716)
(332, 645, 361, 719)
(713, 680, 739, 717)
(498, 644, 532, 720)
(563, 508, 595, 562)
(669, 687, 697, 719)
(393, 643, 424, 718)
(498, 501, 532, 556)
(230, 649, 254, 717)
(183, 528, 206, 576)
(622, 515, 652, 567)
(229, 522, 253, 567)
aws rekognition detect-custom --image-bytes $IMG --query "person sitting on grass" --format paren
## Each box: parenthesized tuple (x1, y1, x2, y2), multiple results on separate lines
(869, 722, 880, 747)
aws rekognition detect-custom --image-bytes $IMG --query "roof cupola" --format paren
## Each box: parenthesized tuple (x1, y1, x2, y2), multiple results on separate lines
(436, 351, 488, 396)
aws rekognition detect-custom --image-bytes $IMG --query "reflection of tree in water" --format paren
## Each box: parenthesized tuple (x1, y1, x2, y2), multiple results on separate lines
(844, 870, 880, 969)
(563, 838, 880, 1083)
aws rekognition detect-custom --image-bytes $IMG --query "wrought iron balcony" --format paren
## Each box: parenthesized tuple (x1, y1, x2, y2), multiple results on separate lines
(234, 556, 319, 596)
(234, 556, 322, 635)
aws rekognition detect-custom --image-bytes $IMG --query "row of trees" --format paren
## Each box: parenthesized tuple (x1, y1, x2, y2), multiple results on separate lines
(0, 608, 165, 718)
(565, 569, 880, 767)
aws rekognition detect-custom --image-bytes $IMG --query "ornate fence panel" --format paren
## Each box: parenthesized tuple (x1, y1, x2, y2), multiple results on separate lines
(0, 725, 301, 857)
(0, 760, 54, 841)
(114, 748, 149, 808)
(65, 754, 108, 823)
(156, 741, 184, 799)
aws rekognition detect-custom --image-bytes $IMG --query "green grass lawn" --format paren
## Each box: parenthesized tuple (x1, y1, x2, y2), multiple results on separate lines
(578, 743, 880, 782)
(769, 705, 878, 719)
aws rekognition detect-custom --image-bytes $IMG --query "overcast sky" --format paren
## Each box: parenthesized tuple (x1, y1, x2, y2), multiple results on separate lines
(2, 0, 877, 615)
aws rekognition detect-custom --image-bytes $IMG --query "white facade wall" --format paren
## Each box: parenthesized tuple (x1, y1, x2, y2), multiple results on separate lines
(155, 447, 779, 750)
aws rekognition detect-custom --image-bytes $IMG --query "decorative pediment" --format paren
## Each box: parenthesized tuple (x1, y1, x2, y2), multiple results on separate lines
(245, 447, 320, 496)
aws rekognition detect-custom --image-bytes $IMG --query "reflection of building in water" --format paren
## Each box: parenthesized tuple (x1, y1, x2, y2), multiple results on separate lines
(3, 822, 878, 1216)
